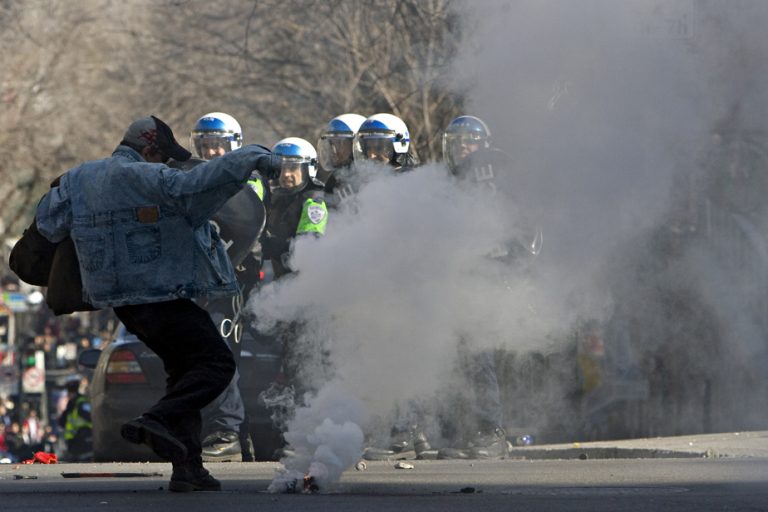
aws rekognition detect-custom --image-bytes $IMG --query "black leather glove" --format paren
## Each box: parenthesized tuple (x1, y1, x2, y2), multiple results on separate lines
(255, 153, 282, 181)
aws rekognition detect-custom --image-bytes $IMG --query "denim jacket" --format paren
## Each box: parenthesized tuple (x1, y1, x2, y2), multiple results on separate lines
(36, 145, 274, 308)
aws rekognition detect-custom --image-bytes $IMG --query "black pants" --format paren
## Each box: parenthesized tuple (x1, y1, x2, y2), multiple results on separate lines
(114, 299, 236, 462)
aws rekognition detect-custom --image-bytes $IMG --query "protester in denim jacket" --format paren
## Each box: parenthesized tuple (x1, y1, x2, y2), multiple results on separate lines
(35, 115, 280, 493)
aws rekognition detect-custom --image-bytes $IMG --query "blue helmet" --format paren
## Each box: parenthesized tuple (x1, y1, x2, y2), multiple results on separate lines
(191, 112, 243, 160)
(442, 115, 491, 173)
(317, 113, 366, 172)
(353, 113, 410, 165)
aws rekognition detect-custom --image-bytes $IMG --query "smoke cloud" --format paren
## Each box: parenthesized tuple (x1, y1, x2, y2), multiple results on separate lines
(254, 162, 560, 408)
(253, 0, 768, 489)
(253, 161, 568, 489)
(453, 0, 768, 434)
(267, 383, 367, 493)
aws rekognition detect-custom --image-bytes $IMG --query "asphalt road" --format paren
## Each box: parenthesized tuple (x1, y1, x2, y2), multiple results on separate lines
(2, 457, 767, 511)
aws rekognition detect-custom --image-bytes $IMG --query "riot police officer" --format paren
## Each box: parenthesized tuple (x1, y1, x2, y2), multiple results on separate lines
(438, 115, 540, 459)
(261, 137, 328, 278)
(354, 114, 437, 461)
(259, 137, 328, 408)
(189, 112, 259, 462)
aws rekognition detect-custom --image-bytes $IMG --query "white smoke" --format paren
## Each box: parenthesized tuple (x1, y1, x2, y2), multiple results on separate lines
(253, 163, 570, 489)
(255, 0, 768, 488)
(454, 0, 707, 283)
(452, 0, 768, 435)
(267, 383, 367, 493)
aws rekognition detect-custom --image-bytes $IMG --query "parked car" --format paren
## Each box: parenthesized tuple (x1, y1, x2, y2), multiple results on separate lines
(79, 320, 284, 462)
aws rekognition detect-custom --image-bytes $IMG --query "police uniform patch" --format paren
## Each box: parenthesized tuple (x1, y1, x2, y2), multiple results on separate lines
(307, 204, 326, 224)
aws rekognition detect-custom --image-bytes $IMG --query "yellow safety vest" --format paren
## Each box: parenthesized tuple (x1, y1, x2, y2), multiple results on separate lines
(64, 396, 93, 441)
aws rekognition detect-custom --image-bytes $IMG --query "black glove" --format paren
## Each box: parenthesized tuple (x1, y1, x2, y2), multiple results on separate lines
(255, 153, 282, 181)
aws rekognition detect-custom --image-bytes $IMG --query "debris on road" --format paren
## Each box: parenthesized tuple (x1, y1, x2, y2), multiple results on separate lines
(513, 435, 535, 446)
(394, 461, 414, 470)
(303, 475, 320, 493)
(21, 452, 57, 464)
(13, 475, 38, 480)
(355, 460, 367, 471)
(61, 472, 163, 478)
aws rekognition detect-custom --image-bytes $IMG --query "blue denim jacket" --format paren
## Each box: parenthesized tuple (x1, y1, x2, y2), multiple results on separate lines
(36, 145, 273, 308)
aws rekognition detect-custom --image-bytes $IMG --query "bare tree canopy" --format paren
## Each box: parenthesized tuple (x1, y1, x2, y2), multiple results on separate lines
(0, 0, 466, 236)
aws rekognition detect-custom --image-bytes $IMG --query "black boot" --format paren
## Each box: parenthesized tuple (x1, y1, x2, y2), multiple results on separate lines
(467, 427, 509, 459)
(414, 430, 437, 460)
(364, 425, 435, 461)
(120, 415, 188, 463)
(438, 427, 509, 459)
(169, 458, 222, 492)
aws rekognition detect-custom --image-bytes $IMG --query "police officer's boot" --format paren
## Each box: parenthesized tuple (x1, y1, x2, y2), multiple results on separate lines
(413, 429, 437, 460)
(364, 425, 430, 461)
(467, 427, 509, 459)
(201, 430, 242, 462)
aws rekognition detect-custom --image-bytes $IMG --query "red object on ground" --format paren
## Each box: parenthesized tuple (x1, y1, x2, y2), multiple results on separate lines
(22, 451, 58, 464)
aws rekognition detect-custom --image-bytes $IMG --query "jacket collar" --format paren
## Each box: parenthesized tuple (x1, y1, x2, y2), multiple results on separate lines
(112, 145, 145, 163)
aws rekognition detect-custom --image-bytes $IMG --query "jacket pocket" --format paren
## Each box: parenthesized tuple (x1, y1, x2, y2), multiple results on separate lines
(74, 235, 105, 272)
(126, 226, 161, 264)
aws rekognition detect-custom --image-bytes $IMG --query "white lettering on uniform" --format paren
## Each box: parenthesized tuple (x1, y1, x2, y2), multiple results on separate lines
(337, 183, 355, 204)
(474, 164, 497, 196)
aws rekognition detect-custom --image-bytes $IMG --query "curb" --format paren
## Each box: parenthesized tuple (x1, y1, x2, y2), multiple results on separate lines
(508, 447, 709, 460)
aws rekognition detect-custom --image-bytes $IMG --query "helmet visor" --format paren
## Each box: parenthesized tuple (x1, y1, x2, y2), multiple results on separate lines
(191, 133, 240, 160)
(442, 133, 483, 173)
(444, 133, 483, 160)
(318, 135, 354, 171)
(354, 133, 394, 164)
(270, 157, 309, 194)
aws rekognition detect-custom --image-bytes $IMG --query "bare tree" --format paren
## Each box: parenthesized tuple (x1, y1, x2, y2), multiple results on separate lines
(0, 0, 467, 237)
(0, 0, 173, 234)
(142, 0, 466, 157)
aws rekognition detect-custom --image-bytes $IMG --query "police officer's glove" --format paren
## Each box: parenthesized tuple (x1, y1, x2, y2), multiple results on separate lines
(235, 254, 263, 292)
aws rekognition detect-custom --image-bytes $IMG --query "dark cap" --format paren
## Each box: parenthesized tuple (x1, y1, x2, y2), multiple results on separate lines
(123, 115, 192, 162)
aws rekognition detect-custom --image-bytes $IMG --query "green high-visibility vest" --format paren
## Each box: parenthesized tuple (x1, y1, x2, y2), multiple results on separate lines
(247, 178, 265, 201)
(297, 198, 328, 235)
(64, 396, 92, 441)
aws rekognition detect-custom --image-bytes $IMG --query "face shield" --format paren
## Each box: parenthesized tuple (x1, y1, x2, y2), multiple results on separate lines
(269, 157, 310, 195)
(354, 132, 395, 164)
(442, 133, 484, 174)
(191, 133, 238, 160)
(318, 134, 355, 171)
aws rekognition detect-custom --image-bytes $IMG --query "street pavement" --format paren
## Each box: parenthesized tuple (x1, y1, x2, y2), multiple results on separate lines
(1, 431, 767, 511)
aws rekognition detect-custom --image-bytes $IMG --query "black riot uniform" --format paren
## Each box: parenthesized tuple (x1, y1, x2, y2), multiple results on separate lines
(261, 188, 328, 278)
(441, 132, 541, 459)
